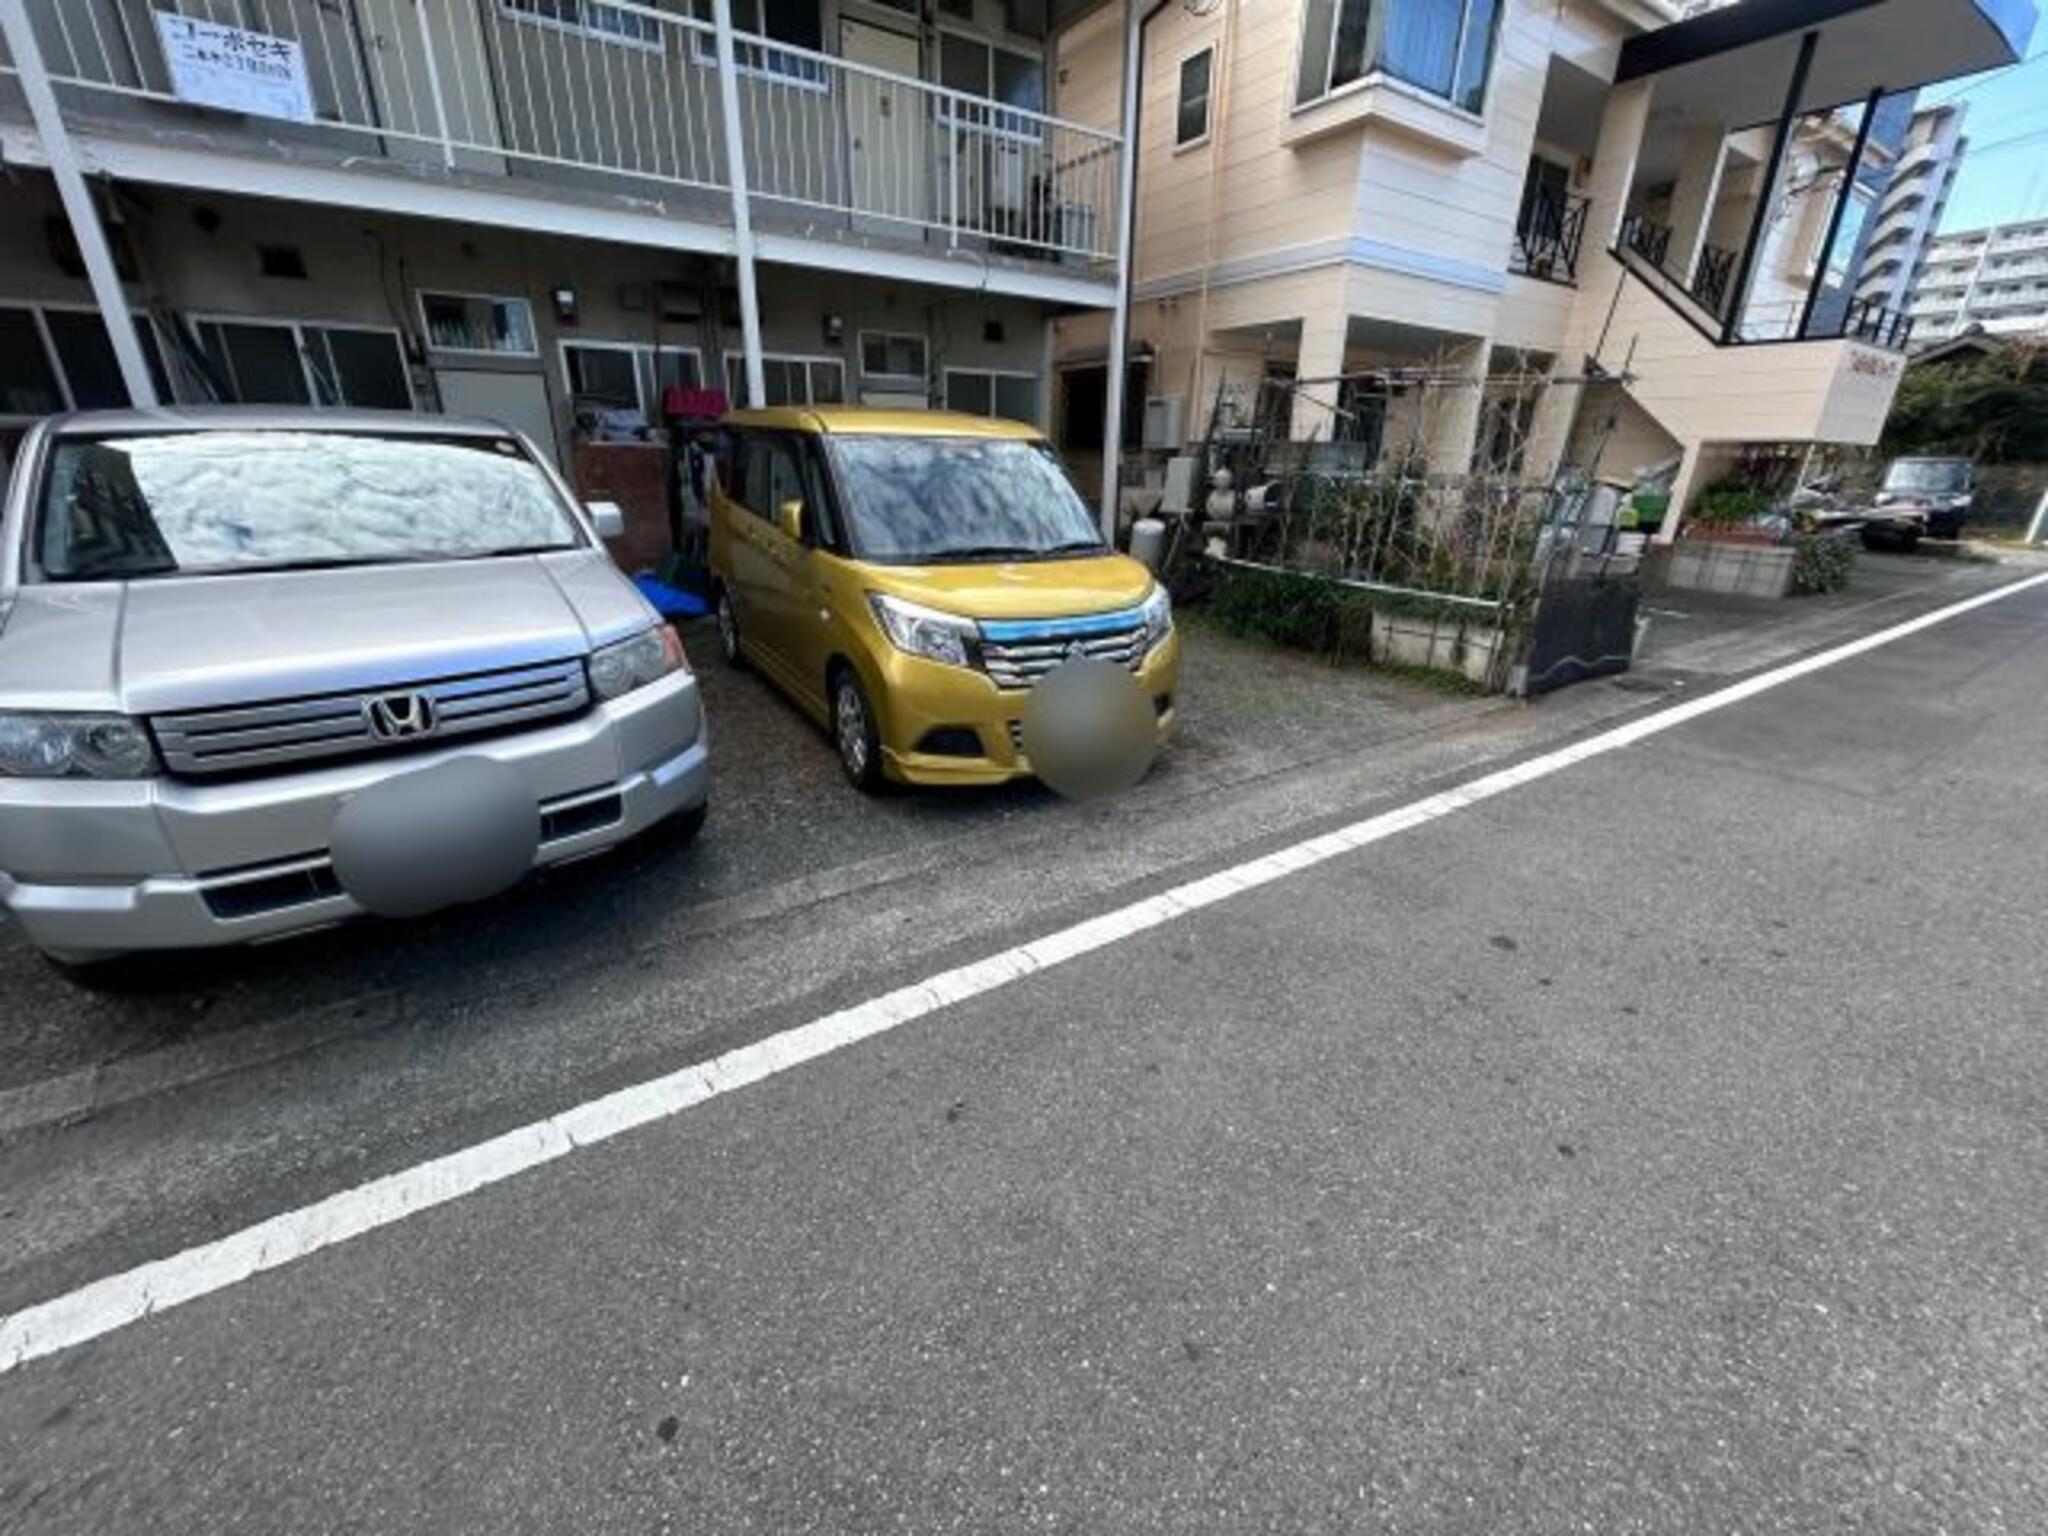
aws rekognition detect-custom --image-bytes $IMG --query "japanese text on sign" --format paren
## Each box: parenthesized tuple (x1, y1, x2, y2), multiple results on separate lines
(153, 11, 315, 124)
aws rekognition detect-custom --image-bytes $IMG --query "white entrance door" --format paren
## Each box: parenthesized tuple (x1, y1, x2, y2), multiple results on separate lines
(435, 369, 560, 465)
(840, 19, 925, 240)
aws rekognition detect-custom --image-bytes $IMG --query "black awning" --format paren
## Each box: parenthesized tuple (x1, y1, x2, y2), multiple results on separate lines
(1618, 0, 2034, 127)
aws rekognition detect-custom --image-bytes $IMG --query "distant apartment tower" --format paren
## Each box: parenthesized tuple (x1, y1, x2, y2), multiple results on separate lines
(1857, 101, 1970, 322)
(1906, 217, 2048, 345)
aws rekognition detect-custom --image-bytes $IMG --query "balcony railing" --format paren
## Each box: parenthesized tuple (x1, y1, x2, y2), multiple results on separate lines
(1689, 243, 1736, 317)
(1614, 236, 1916, 353)
(10, 0, 1121, 270)
(1620, 213, 1673, 271)
(1510, 190, 1589, 285)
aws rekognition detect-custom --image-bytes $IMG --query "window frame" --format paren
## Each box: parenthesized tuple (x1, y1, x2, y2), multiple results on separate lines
(857, 329, 930, 386)
(935, 28, 1048, 144)
(558, 338, 705, 419)
(415, 290, 540, 360)
(688, 0, 831, 90)
(725, 351, 847, 408)
(496, 0, 666, 55)
(944, 366, 1040, 423)
(1175, 43, 1215, 152)
(0, 301, 173, 422)
(188, 312, 416, 412)
(1294, 0, 1501, 117)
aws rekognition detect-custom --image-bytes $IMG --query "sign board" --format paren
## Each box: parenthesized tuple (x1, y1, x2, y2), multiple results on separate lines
(152, 11, 314, 124)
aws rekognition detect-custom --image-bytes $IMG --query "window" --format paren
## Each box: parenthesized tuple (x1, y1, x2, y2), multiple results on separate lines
(0, 305, 171, 418)
(417, 292, 538, 357)
(940, 33, 1045, 138)
(498, 0, 664, 51)
(1177, 47, 1214, 148)
(561, 341, 704, 418)
(725, 352, 845, 407)
(1296, 0, 1501, 113)
(563, 342, 643, 411)
(689, 0, 827, 87)
(196, 318, 412, 411)
(0, 308, 67, 418)
(859, 331, 928, 383)
(945, 369, 1038, 423)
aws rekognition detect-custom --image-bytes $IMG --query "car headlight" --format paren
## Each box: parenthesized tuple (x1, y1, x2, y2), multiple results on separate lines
(868, 592, 978, 669)
(0, 713, 159, 779)
(587, 625, 687, 702)
(1138, 582, 1173, 653)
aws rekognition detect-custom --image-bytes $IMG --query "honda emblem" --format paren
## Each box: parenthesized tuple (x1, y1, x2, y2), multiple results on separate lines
(365, 691, 438, 740)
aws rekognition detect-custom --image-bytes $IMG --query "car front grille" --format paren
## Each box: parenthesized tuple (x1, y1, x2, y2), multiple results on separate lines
(152, 659, 591, 778)
(979, 610, 1150, 691)
(194, 785, 626, 920)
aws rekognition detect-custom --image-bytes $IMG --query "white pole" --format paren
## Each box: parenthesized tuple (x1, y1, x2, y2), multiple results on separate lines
(412, 0, 458, 170)
(2026, 487, 2048, 546)
(1098, 0, 1143, 545)
(1, 0, 159, 409)
(710, 0, 765, 408)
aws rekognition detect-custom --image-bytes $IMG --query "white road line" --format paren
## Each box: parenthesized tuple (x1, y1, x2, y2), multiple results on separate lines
(5, 571, 2045, 1376)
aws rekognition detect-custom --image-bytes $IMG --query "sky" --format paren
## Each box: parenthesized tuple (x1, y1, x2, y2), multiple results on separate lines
(1921, 21, 2048, 233)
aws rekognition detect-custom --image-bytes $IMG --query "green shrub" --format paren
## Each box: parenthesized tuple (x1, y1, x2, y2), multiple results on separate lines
(1692, 479, 1773, 525)
(1790, 532, 1856, 595)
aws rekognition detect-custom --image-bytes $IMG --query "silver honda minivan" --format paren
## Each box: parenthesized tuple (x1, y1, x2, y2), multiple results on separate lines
(0, 409, 709, 969)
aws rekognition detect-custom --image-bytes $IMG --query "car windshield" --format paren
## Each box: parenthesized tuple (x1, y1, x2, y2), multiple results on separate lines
(825, 435, 1106, 563)
(35, 429, 583, 582)
(1883, 460, 1970, 494)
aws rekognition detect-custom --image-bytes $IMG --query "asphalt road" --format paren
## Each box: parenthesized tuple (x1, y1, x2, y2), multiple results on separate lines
(7, 564, 2048, 1531)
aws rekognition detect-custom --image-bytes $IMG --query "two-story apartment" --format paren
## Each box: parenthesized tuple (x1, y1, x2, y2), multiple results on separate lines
(0, 0, 1134, 543)
(1053, 0, 2033, 536)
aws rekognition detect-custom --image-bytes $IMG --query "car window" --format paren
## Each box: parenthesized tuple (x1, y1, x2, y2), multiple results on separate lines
(824, 435, 1105, 562)
(742, 435, 810, 535)
(34, 430, 582, 582)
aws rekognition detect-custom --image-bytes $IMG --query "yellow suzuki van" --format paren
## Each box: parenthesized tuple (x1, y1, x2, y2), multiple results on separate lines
(707, 408, 1177, 790)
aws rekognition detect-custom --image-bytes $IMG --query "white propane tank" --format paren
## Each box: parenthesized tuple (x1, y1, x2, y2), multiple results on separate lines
(1129, 516, 1168, 572)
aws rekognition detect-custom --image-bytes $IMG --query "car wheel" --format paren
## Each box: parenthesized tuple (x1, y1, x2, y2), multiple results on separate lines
(830, 666, 887, 794)
(1899, 529, 1922, 553)
(715, 585, 745, 669)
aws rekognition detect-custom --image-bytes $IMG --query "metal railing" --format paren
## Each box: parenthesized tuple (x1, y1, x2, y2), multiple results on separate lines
(15, 0, 1121, 266)
(1509, 190, 1588, 284)
(1689, 243, 1735, 316)
(1620, 212, 1672, 270)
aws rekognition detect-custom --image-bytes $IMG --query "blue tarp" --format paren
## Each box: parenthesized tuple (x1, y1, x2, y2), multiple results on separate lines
(632, 573, 711, 618)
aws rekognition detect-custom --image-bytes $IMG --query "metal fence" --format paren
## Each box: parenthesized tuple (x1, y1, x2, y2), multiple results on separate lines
(16, 0, 1121, 265)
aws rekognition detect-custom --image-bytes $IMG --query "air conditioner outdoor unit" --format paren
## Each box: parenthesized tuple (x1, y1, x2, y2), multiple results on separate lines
(1143, 394, 1184, 450)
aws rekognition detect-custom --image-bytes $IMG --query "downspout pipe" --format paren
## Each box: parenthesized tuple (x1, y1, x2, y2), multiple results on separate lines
(1098, 0, 1171, 544)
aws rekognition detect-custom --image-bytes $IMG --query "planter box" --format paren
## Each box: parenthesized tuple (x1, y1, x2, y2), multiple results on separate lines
(1369, 611, 1509, 688)
(1664, 539, 1795, 599)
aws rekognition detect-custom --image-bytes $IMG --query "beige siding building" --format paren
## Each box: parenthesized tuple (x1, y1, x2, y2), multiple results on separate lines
(1052, 0, 2031, 534)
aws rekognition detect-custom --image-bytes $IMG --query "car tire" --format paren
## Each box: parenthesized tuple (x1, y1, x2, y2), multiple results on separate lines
(714, 584, 746, 669)
(830, 665, 887, 794)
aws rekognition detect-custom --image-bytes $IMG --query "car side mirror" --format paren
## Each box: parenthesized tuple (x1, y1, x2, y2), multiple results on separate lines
(776, 497, 809, 544)
(587, 500, 626, 540)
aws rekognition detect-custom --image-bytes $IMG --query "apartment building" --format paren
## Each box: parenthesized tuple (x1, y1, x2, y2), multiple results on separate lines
(1906, 218, 2048, 346)
(1053, 0, 2032, 535)
(1856, 99, 1969, 321)
(0, 0, 1138, 543)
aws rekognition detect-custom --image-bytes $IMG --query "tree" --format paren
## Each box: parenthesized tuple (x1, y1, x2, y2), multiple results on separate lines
(1881, 343, 2048, 464)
